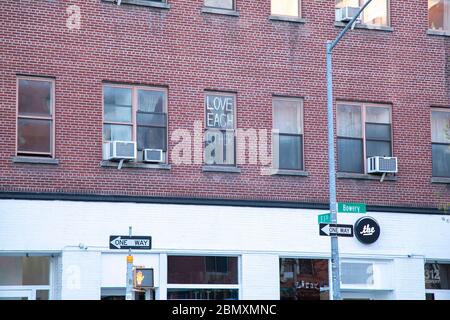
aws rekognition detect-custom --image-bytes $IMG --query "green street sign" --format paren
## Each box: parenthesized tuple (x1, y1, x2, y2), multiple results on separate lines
(337, 202, 366, 214)
(318, 213, 331, 224)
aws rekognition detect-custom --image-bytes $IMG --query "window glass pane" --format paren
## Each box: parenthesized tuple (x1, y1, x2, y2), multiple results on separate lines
(18, 79, 52, 116)
(205, 94, 235, 129)
(280, 258, 329, 300)
(104, 86, 132, 123)
(429, 0, 450, 31)
(138, 90, 165, 113)
(0, 256, 50, 286)
(137, 126, 166, 151)
(338, 138, 363, 173)
(366, 106, 390, 124)
(103, 124, 132, 141)
(18, 118, 51, 153)
(276, 134, 302, 170)
(337, 104, 362, 138)
(137, 112, 166, 127)
(341, 263, 374, 285)
(432, 143, 450, 177)
(204, 0, 234, 10)
(365, 123, 391, 140)
(431, 111, 450, 143)
(273, 98, 302, 134)
(271, 0, 299, 17)
(168, 256, 238, 284)
(425, 263, 450, 290)
(362, 0, 388, 26)
(167, 289, 238, 300)
(336, 0, 359, 8)
(205, 130, 235, 165)
(36, 290, 50, 300)
(366, 140, 391, 158)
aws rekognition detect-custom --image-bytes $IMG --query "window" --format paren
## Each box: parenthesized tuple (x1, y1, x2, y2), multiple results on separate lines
(0, 256, 51, 300)
(425, 263, 450, 290)
(431, 109, 450, 177)
(271, 0, 300, 17)
(429, 0, 450, 32)
(168, 256, 238, 284)
(204, 92, 236, 166)
(337, 103, 392, 173)
(204, 0, 234, 10)
(103, 84, 167, 163)
(279, 258, 329, 300)
(341, 263, 374, 285)
(167, 256, 239, 300)
(273, 97, 303, 170)
(17, 77, 55, 158)
(167, 256, 238, 299)
(336, 0, 389, 26)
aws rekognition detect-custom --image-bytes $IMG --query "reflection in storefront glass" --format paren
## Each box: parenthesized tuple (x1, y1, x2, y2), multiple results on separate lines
(167, 289, 238, 300)
(425, 263, 450, 290)
(280, 258, 329, 300)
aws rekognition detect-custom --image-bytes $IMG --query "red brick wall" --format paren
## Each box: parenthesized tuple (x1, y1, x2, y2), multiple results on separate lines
(0, 0, 449, 209)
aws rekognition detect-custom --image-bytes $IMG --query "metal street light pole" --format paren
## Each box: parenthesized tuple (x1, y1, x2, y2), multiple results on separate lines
(326, 0, 374, 301)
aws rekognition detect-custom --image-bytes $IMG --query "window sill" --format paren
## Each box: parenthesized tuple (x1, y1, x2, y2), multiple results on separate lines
(337, 172, 397, 181)
(12, 156, 59, 165)
(100, 160, 171, 170)
(334, 21, 393, 32)
(102, 0, 170, 9)
(270, 169, 308, 176)
(201, 7, 239, 17)
(427, 30, 450, 37)
(269, 15, 306, 24)
(431, 177, 450, 184)
(202, 165, 241, 173)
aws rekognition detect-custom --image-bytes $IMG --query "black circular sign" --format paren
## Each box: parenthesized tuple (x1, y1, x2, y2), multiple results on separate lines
(354, 217, 380, 244)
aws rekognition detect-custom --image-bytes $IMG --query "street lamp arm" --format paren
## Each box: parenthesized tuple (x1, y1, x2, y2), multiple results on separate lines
(328, 0, 374, 52)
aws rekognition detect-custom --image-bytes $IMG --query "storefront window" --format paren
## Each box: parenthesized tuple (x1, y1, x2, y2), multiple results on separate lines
(168, 256, 239, 300)
(168, 256, 238, 284)
(167, 289, 238, 300)
(0, 256, 50, 286)
(279, 258, 329, 300)
(425, 263, 450, 289)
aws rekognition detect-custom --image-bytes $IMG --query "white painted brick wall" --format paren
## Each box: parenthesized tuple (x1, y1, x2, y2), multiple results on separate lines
(61, 251, 101, 300)
(393, 257, 426, 300)
(1, 199, 449, 300)
(241, 254, 280, 300)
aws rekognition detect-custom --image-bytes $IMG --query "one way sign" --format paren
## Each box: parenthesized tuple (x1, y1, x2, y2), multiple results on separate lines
(109, 235, 152, 250)
(319, 223, 354, 237)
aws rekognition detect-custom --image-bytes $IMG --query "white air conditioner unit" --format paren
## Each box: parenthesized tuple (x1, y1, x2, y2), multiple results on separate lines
(143, 149, 164, 163)
(103, 141, 136, 161)
(367, 156, 398, 174)
(336, 7, 361, 23)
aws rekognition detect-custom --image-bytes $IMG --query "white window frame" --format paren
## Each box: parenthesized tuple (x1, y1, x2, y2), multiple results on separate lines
(270, 0, 302, 18)
(430, 107, 450, 177)
(204, 0, 235, 11)
(16, 76, 56, 158)
(337, 101, 393, 174)
(204, 91, 237, 167)
(272, 96, 304, 171)
(102, 84, 168, 163)
(335, 0, 390, 27)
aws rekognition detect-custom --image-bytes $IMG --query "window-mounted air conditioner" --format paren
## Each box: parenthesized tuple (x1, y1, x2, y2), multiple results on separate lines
(143, 149, 164, 163)
(103, 141, 137, 161)
(367, 156, 398, 174)
(335, 7, 361, 23)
